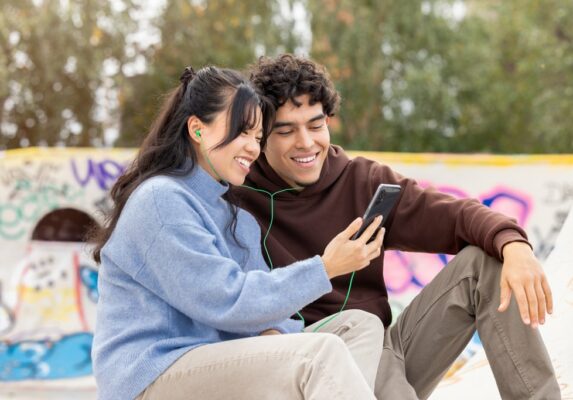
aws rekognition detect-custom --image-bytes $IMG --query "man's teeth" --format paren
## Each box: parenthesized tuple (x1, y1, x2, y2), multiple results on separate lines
(292, 155, 317, 163)
(235, 157, 251, 167)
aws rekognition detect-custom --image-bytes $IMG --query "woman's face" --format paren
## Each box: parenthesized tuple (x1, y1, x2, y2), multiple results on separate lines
(194, 107, 263, 186)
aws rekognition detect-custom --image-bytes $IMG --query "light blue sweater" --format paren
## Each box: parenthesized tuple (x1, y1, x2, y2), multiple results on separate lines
(92, 165, 333, 400)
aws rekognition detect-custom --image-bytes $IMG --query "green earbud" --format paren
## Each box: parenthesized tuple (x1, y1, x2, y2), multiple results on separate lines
(195, 130, 201, 138)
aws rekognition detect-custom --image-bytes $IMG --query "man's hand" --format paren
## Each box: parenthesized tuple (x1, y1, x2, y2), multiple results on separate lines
(498, 241, 553, 328)
(260, 329, 281, 336)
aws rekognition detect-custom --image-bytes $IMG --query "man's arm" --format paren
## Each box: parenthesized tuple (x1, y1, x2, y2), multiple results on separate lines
(368, 162, 528, 259)
(368, 162, 553, 327)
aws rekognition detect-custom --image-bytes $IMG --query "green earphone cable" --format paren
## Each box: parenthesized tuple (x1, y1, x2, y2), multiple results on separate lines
(196, 129, 354, 332)
(240, 184, 357, 332)
(196, 130, 225, 183)
(239, 185, 308, 326)
(310, 271, 355, 332)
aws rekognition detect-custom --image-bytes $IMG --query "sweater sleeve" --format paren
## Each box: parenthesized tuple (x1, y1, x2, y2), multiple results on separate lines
(129, 218, 332, 334)
(370, 163, 530, 261)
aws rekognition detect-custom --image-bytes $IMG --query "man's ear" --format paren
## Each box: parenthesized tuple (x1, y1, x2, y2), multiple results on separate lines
(325, 115, 331, 125)
(187, 116, 202, 144)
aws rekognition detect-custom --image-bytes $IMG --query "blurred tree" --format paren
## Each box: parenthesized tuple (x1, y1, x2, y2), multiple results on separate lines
(0, 0, 139, 149)
(117, 0, 303, 146)
(309, 0, 573, 152)
(2, 0, 572, 152)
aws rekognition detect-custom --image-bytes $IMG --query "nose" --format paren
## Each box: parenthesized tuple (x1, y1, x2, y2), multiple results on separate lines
(244, 135, 260, 156)
(295, 128, 313, 149)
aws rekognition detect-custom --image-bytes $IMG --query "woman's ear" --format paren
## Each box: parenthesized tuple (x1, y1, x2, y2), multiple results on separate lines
(187, 116, 202, 144)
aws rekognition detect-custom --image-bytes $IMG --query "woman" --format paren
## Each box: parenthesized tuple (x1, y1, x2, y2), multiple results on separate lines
(91, 66, 385, 400)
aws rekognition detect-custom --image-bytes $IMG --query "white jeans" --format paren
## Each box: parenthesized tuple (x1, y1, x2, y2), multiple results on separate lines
(136, 309, 384, 400)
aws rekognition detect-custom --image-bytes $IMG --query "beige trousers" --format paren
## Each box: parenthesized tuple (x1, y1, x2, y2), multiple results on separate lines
(136, 309, 384, 400)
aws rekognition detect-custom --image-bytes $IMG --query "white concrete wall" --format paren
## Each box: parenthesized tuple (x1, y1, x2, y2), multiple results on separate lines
(1, 148, 572, 396)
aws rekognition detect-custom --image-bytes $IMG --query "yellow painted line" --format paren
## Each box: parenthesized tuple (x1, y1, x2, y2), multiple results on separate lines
(1, 147, 573, 166)
(0, 147, 135, 160)
(348, 151, 573, 166)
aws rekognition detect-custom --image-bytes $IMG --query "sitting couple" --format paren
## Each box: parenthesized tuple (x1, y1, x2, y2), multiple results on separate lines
(91, 55, 560, 399)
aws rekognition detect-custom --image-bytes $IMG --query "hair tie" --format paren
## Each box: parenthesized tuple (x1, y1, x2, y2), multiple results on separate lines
(179, 66, 196, 85)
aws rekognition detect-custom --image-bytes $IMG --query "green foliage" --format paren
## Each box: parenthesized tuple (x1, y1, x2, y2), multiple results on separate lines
(2, 0, 572, 152)
(309, 0, 573, 152)
(117, 0, 299, 146)
(0, 0, 138, 148)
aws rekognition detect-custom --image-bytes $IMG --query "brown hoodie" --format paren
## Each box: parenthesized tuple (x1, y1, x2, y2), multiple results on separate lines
(233, 145, 529, 327)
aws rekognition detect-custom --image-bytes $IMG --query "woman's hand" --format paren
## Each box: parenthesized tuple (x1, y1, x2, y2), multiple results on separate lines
(260, 329, 281, 336)
(321, 216, 385, 279)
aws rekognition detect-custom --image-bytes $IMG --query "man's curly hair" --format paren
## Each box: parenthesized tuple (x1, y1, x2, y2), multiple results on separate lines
(249, 54, 341, 117)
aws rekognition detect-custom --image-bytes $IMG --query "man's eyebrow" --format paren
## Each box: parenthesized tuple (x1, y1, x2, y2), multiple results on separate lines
(273, 113, 326, 129)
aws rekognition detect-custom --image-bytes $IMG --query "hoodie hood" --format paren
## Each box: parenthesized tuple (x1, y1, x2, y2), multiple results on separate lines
(246, 145, 351, 197)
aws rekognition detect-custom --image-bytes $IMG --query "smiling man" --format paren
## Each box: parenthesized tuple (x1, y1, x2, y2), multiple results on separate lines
(263, 95, 329, 187)
(233, 54, 560, 399)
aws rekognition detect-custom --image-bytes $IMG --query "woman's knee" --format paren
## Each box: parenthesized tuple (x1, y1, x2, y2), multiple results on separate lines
(341, 309, 385, 335)
(304, 332, 348, 358)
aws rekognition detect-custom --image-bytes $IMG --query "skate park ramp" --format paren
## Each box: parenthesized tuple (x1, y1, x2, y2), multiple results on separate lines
(0, 148, 572, 399)
(430, 205, 573, 400)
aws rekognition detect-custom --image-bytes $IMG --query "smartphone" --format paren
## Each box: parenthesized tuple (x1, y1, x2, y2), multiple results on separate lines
(352, 184, 401, 241)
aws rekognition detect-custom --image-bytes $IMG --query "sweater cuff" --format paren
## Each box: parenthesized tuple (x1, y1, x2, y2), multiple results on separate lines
(493, 228, 532, 261)
(307, 255, 333, 292)
(270, 318, 305, 334)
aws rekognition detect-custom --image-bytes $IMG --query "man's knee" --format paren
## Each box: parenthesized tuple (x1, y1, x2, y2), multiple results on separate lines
(452, 245, 502, 285)
(457, 245, 487, 261)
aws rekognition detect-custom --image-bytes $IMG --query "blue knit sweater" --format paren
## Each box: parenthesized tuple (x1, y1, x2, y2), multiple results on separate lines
(92, 165, 333, 400)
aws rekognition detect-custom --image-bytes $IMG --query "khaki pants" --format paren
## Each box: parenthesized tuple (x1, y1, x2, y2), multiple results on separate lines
(376, 246, 561, 400)
(136, 309, 384, 400)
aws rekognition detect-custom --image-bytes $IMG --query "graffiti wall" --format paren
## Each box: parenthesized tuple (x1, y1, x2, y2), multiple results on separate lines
(353, 152, 573, 317)
(0, 148, 133, 395)
(0, 148, 572, 397)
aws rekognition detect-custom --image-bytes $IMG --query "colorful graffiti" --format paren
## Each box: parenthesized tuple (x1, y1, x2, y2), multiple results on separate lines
(0, 332, 93, 380)
(70, 158, 126, 191)
(0, 148, 572, 395)
(0, 179, 84, 241)
(0, 243, 99, 381)
(384, 184, 533, 296)
(0, 149, 134, 390)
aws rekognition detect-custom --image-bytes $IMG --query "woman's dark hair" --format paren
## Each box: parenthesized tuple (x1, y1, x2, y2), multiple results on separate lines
(90, 66, 273, 263)
(249, 54, 341, 117)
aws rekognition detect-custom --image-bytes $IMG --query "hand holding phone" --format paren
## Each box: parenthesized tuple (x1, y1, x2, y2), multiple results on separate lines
(352, 184, 401, 242)
(321, 216, 385, 278)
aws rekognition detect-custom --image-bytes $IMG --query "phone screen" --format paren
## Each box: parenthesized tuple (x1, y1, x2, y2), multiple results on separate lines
(352, 184, 401, 241)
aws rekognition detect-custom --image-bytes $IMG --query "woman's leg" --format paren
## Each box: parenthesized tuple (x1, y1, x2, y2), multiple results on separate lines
(305, 309, 385, 390)
(137, 332, 376, 400)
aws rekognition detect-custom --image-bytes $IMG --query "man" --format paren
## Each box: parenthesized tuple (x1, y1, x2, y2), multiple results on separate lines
(234, 54, 560, 399)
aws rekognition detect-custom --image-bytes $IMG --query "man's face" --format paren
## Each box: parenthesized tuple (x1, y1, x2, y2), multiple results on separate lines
(263, 94, 330, 189)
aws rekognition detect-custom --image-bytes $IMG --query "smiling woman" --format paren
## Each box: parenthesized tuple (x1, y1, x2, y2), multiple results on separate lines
(87, 65, 388, 400)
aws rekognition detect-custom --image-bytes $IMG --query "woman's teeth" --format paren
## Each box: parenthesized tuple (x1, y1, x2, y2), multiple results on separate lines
(235, 157, 251, 168)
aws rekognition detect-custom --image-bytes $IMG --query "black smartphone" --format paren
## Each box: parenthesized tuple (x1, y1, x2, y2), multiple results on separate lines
(352, 184, 401, 241)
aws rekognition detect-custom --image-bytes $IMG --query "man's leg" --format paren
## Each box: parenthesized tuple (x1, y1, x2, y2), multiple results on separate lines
(305, 309, 385, 389)
(375, 246, 560, 400)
